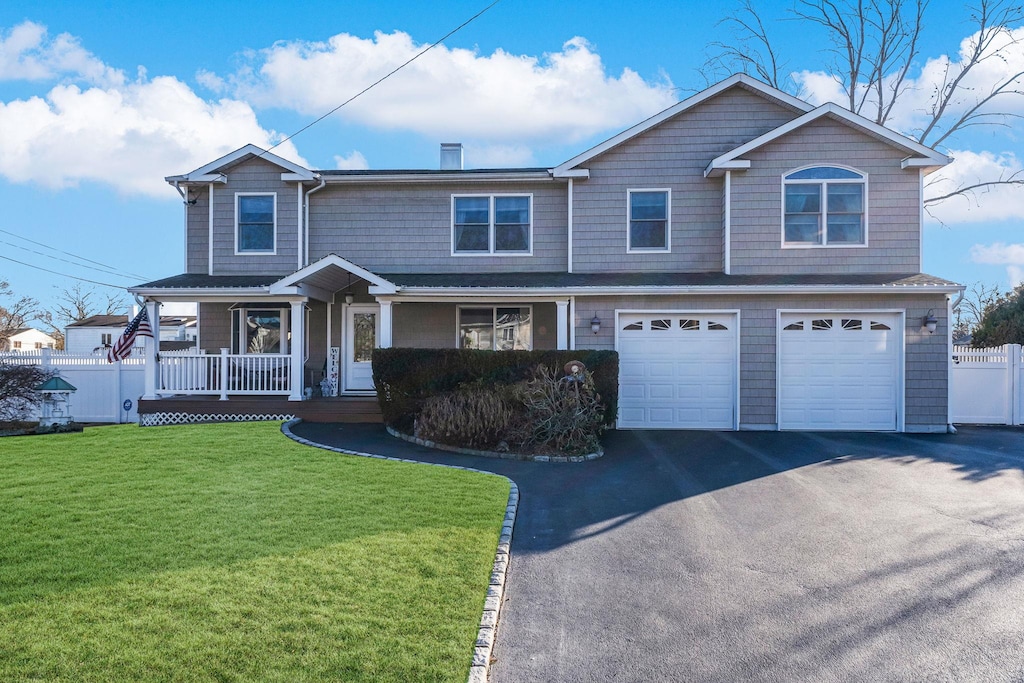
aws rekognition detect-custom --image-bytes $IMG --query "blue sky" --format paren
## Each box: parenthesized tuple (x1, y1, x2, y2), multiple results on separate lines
(1, 0, 1022, 315)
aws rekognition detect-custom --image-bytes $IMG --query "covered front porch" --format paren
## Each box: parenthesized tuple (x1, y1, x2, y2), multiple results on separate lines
(131, 255, 574, 409)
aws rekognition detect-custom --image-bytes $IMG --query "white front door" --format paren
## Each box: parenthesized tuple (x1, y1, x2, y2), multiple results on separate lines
(345, 304, 380, 392)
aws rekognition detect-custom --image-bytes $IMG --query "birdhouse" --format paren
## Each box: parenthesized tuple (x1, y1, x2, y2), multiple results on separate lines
(35, 376, 78, 427)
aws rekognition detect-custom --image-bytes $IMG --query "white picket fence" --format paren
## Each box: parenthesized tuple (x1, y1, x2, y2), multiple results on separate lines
(951, 344, 1024, 425)
(0, 349, 145, 423)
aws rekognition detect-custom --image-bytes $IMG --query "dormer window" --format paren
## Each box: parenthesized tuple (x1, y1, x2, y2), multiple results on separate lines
(235, 193, 276, 254)
(783, 167, 866, 247)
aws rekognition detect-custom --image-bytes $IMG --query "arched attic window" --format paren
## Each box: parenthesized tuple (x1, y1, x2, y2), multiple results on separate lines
(783, 166, 866, 247)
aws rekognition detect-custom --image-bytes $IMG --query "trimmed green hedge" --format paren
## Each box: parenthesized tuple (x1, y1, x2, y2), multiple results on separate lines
(372, 348, 619, 432)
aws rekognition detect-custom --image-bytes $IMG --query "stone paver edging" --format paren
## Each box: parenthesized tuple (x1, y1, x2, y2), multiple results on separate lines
(387, 425, 603, 462)
(281, 419, 516, 683)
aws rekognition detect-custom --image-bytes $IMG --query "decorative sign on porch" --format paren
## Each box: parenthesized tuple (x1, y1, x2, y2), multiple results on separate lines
(323, 346, 340, 397)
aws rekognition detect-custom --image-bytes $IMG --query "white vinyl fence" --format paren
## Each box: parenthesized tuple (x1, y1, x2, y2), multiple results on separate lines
(951, 344, 1024, 425)
(1, 349, 145, 423)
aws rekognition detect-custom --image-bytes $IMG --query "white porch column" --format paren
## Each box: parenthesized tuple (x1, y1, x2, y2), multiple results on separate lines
(143, 300, 160, 400)
(289, 301, 305, 401)
(556, 299, 569, 350)
(378, 300, 393, 348)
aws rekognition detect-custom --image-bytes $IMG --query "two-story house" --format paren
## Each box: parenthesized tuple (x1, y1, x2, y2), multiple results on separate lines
(131, 74, 962, 432)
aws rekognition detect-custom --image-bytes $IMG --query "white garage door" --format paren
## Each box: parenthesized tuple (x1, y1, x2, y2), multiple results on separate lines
(778, 312, 901, 431)
(617, 312, 737, 429)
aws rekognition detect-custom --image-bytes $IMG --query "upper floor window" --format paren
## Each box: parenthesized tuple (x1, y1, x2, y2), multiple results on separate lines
(236, 193, 276, 254)
(452, 195, 532, 255)
(783, 166, 866, 247)
(627, 189, 670, 252)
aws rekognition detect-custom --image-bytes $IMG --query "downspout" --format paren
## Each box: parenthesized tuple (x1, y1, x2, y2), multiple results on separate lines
(567, 178, 574, 274)
(303, 176, 326, 266)
(172, 181, 187, 274)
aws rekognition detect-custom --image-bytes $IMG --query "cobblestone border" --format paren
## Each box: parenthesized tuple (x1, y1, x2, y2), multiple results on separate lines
(280, 419, 517, 683)
(387, 426, 603, 462)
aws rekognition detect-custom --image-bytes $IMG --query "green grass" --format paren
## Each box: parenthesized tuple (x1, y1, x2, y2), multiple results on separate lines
(0, 422, 510, 682)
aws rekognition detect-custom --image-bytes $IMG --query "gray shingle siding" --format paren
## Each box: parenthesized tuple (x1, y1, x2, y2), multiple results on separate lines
(730, 118, 921, 274)
(185, 187, 209, 274)
(571, 87, 801, 273)
(307, 182, 567, 272)
(207, 157, 301, 277)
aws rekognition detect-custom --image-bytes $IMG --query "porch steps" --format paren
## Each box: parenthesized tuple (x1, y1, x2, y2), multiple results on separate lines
(138, 396, 382, 424)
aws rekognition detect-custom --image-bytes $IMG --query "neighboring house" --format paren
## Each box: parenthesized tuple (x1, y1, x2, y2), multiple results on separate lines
(131, 74, 963, 432)
(0, 327, 57, 352)
(65, 314, 197, 354)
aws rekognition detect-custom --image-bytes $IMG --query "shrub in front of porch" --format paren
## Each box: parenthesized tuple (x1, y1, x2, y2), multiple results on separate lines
(373, 349, 616, 456)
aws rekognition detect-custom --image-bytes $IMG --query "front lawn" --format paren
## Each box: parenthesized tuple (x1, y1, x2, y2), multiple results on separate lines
(0, 422, 510, 682)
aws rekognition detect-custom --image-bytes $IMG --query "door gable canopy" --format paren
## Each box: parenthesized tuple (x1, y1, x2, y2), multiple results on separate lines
(270, 254, 398, 300)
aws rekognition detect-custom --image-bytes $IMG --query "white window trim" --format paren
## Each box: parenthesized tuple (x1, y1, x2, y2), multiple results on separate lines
(232, 306, 289, 354)
(451, 194, 534, 256)
(456, 305, 534, 350)
(781, 165, 868, 249)
(234, 192, 278, 255)
(626, 188, 672, 253)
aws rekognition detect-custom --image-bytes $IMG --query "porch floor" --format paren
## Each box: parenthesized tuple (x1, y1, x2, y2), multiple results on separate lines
(138, 395, 382, 423)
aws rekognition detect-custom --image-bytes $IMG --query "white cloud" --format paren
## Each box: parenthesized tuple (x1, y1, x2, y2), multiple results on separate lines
(211, 32, 677, 146)
(925, 150, 1024, 223)
(971, 242, 1024, 285)
(0, 77, 307, 197)
(463, 144, 536, 168)
(0, 21, 124, 87)
(971, 242, 1024, 264)
(333, 151, 368, 170)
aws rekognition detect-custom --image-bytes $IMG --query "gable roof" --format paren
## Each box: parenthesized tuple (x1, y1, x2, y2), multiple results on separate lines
(165, 144, 317, 184)
(705, 102, 950, 177)
(270, 253, 397, 296)
(551, 74, 814, 177)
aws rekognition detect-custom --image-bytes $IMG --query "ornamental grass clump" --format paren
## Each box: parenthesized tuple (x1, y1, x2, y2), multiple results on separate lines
(415, 388, 518, 450)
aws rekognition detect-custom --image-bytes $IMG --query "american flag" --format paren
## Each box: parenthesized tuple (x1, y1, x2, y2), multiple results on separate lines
(107, 308, 154, 363)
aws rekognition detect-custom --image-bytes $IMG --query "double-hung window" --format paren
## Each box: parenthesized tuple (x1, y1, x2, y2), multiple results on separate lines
(458, 306, 532, 350)
(783, 167, 866, 246)
(627, 189, 670, 252)
(452, 195, 532, 254)
(235, 193, 276, 254)
(230, 307, 287, 354)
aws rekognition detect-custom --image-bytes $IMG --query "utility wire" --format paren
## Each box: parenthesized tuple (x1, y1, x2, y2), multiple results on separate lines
(0, 254, 129, 290)
(0, 239, 139, 281)
(265, 0, 502, 155)
(0, 228, 149, 280)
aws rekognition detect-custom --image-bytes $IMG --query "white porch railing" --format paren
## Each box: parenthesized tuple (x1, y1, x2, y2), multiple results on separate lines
(158, 350, 291, 399)
(950, 344, 1023, 425)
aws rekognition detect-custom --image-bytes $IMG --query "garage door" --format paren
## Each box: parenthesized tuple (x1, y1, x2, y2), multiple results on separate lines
(617, 312, 737, 429)
(778, 312, 901, 431)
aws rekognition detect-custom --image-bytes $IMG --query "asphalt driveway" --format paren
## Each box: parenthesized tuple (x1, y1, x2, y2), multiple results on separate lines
(292, 423, 1024, 682)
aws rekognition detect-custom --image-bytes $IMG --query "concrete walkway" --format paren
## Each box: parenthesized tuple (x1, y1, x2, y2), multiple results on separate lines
(293, 423, 1024, 682)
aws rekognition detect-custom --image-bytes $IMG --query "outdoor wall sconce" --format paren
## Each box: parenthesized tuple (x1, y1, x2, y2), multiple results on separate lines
(591, 315, 601, 334)
(922, 309, 938, 334)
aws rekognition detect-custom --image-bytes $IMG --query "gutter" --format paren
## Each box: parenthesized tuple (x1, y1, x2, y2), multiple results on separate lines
(390, 283, 967, 298)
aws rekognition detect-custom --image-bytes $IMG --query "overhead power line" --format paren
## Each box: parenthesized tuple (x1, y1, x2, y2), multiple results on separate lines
(0, 254, 130, 290)
(0, 227, 149, 280)
(0, 239, 139, 281)
(265, 0, 502, 154)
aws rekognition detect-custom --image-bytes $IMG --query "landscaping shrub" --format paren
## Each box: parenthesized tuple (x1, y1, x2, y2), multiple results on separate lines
(0, 363, 52, 422)
(415, 388, 518, 450)
(373, 348, 618, 433)
(515, 365, 605, 455)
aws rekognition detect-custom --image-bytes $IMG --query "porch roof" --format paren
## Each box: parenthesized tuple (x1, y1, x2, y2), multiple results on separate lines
(378, 271, 964, 296)
(131, 270, 963, 298)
